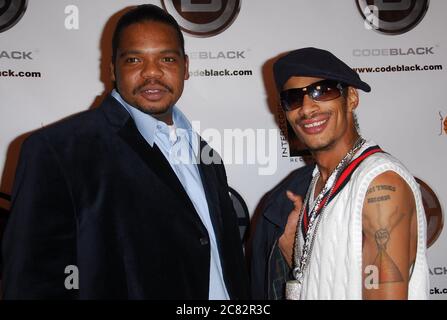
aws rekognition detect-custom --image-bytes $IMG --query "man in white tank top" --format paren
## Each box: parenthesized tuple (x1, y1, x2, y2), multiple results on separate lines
(271, 47, 429, 299)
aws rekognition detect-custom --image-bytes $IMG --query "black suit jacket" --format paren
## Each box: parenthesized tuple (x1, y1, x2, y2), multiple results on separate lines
(1, 95, 249, 299)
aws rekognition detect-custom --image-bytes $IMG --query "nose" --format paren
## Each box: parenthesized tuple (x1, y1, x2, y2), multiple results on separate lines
(300, 94, 319, 118)
(141, 60, 163, 79)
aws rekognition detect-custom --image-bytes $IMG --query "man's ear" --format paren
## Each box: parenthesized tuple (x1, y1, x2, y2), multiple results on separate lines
(184, 54, 190, 80)
(347, 87, 359, 112)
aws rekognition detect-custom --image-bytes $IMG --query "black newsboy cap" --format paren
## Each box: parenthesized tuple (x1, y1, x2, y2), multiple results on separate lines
(273, 47, 371, 92)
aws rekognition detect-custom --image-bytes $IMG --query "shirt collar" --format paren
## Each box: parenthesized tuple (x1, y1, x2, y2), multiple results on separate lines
(111, 89, 195, 147)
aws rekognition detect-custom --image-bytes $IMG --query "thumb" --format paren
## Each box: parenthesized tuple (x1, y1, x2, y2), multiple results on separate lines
(286, 190, 303, 205)
(286, 191, 303, 215)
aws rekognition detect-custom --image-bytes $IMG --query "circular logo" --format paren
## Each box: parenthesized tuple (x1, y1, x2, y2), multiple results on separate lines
(415, 178, 444, 248)
(228, 187, 249, 241)
(356, 0, 429, 35)
(161, 0, 241, 37)
(0, 0, 27, 33)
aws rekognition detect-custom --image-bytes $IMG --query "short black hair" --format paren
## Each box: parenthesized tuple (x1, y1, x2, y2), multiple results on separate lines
(112, 4, 185, 64)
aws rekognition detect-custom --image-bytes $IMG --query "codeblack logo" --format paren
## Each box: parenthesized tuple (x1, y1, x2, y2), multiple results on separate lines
(228, 187, 249, 241)
(415, 178, 443, 248)
(0, 0, 27, 33)
(356, 0, 429, 35)
(161, 0, 240, 37)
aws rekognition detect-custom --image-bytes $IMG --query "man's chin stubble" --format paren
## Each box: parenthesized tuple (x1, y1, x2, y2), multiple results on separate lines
(135, 104, 173, 117)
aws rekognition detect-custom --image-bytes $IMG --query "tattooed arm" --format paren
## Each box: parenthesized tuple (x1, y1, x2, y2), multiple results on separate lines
(362, 171, 418, 300)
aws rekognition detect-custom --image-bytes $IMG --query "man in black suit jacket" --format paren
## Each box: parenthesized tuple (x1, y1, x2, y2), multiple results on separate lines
(1, 4, 249, 299)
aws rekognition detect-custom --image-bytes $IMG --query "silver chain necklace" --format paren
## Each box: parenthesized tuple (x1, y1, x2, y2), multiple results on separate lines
(286, 136, 366, 300)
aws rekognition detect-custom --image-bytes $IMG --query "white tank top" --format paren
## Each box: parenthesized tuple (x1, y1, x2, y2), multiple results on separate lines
(296, 141, 429, 299)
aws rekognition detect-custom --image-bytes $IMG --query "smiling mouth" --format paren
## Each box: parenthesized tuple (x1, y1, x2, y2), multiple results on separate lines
(142, 89, 164, 94)
(303, 119, 327, 128)
(139, 88, 168, 101)
(299, 116, 330, 134)
(134, 79, 173, 96)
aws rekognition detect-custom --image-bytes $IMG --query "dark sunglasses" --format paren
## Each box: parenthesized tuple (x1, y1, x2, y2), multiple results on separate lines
(280, 79, 345, 112)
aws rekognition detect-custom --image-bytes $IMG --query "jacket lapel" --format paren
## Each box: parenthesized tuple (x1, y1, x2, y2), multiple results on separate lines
(100, 95, 198, 216)
(120, 118, 199, 213)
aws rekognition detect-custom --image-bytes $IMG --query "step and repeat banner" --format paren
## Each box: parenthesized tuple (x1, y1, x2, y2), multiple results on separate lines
(1, 0, 446, 299)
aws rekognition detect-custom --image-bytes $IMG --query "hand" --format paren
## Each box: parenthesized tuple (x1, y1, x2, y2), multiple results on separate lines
(278, 190, 303, 268)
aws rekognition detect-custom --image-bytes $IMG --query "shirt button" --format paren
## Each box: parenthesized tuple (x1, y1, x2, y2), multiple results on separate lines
(199, 237, 209, 246)
(156, 125, 162, 130)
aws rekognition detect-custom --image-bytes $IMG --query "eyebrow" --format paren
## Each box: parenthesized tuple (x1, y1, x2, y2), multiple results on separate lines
(119, 49, 182, 58)
(160, 49, 182, 56)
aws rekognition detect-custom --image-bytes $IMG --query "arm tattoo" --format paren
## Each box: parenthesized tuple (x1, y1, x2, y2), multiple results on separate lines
(372, 204, 406, 284)
(367, 195, 391, 204)
(367, 184, 396, 195)
(376, 185, 396, 192)
(367, 185, 395, 204)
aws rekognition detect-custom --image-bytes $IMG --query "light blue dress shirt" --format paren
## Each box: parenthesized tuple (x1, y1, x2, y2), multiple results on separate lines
(111, 90, 229, 300)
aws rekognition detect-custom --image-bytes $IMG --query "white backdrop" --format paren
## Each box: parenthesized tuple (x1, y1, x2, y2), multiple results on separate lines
(1, 0, 446, 299)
